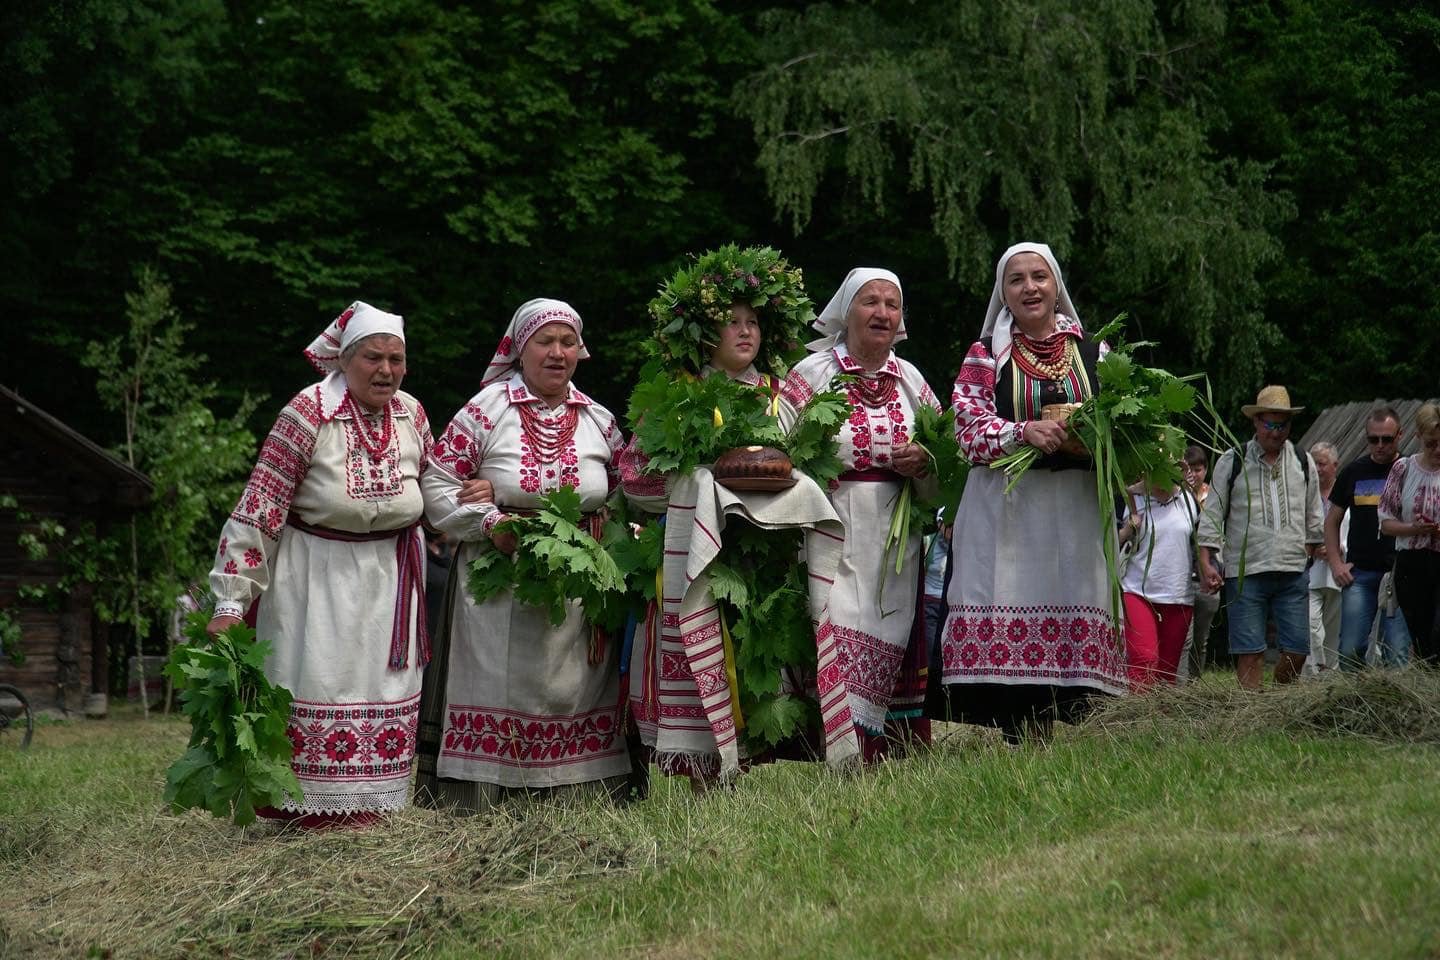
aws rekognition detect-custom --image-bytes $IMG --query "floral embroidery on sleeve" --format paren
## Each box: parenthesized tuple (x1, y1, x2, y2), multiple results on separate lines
(230, 393, 320, 540)
(781, 367, 815, 410)
(430, 402, 490, 481)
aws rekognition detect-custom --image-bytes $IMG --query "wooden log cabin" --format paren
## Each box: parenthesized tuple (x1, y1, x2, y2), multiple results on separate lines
(0, 385, 152, 712)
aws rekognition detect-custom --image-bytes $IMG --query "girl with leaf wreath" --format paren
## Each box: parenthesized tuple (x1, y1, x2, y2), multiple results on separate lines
(417, 299, 632, 810)
(205, 302, 433, 827)
(938, 243, 1126, 742)
(619, 245, 855, 783)
(779, 268, 944, 761)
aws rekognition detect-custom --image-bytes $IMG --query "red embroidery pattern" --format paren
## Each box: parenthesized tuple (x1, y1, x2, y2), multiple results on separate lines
(441, 707, 622, 766)
(618, 435, 667, 498)
(953, 341, 1016, 465)
(287, 695, 420, 782)
(831, 625, 905, 707)
(343, 399, 406, 501)
(513, 309, 580, 352)
(941, 603, 1122, 684)
(781, 367, 815, 409)
(229, 392, 321, 540)
(517, 403, 581, 494)
(431, 402, 492, 480)
(661, 650, 693, 680)
(411, 399, 434, 463)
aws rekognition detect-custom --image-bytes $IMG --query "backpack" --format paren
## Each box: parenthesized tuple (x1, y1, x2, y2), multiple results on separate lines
(1220, 444, 1310, 515)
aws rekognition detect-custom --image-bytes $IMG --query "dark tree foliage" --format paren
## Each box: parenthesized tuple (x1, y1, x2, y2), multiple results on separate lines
(2, 0, 790, 431)
(1213, 0, 1440, 411)
(734, 0, 1294, 409)
(3, 0, 1434, 449)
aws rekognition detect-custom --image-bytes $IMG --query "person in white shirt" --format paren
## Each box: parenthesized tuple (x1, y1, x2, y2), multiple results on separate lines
(1119, 479, 1199, 688)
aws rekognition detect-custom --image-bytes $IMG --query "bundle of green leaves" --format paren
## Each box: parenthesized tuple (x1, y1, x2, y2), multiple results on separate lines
(990, 315, 1204, 607)
(782, 388, 852, 491)
(163, 616, 301, 826)
(598, 493, 665, 621)
(705, 523, 820, 749)
(647, 244, 814, 376)
(467, 486, 627, 629)
(627, 364, 848, 486)
(880, 404, 970, 592)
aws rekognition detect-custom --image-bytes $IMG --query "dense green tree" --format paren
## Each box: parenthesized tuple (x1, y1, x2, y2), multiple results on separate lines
(1213, 0, 1440, 410)
(734, 0, 1293, 405)
(3, 0, 786, 430)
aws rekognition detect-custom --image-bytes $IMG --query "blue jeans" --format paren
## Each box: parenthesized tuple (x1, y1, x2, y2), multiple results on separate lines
(1337, 568, 1411, 669)
(1226, 571, 1309, 655)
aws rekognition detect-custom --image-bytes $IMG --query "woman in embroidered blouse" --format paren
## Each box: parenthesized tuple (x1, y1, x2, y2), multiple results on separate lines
(1378, 402, 1440, 664)
(938, 243, 1125, 743)
(781, 268, 941, 761)
(205, 302, 434, 827)
(419, 299, 630, 810)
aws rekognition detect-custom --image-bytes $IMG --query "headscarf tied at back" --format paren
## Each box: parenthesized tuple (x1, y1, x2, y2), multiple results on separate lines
(980, 242, 1081, 368)
(304, 301, 407, 420)
(806, 267, 905, 353)
(480, 298, 589, 390)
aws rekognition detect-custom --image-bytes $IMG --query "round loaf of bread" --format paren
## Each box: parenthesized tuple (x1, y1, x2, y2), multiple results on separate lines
(713, 445, 793, 480)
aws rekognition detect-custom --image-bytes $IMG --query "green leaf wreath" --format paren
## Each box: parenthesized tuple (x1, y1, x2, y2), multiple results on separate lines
(647, 243, 815, 376)
(163, 615, 302, 826)
(467, 486, 628, 629)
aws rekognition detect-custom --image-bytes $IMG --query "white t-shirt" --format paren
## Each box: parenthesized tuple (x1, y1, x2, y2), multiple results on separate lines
(1121, 490, 1198, 605)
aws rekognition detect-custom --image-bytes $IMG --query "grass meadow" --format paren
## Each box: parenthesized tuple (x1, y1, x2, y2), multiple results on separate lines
(2, 671, 1439, 959)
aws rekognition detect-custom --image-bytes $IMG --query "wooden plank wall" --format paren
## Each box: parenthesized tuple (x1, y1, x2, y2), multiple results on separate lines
(1297, 399, 1435, 467)
(0, 448, 97, 711)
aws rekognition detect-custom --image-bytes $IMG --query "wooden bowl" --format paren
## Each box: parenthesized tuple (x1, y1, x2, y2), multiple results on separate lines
(1040, 403, 1089, 458)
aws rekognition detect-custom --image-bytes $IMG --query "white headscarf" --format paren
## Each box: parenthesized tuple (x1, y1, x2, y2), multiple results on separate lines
(480, 298, 589, 390)
(304, 301, 407, 419)
(980, 242, 1081, 367)
(806, 267, 906, 352)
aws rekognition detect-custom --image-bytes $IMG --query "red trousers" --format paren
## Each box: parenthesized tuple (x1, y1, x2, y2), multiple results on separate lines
(1123, 594, 1194, 691)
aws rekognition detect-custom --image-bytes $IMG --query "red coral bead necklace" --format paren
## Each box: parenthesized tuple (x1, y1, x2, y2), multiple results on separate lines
(343, 391, 395, 460)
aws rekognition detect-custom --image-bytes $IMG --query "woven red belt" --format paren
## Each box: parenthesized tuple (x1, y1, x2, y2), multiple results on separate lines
(837, 468, 902, 483)
(286, 514, 431, 670)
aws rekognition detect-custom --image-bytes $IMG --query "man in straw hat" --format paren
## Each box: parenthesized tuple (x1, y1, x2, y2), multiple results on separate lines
(1197, 385, 1325, 689)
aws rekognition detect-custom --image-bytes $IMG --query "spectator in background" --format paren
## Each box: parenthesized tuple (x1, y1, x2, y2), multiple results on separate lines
(1118, 475, 1199, 689)
(1197, 386, 1324, 690)
(1326, 405, 1411, 668)
(1379, 401, 1440, 664)
(922, 510, 952, 671)
(1306, 442, 1343, 674)
(1177, 446, 1215, 681)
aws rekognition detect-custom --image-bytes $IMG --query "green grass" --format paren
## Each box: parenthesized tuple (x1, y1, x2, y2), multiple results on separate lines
(3, 682, 1439, 959)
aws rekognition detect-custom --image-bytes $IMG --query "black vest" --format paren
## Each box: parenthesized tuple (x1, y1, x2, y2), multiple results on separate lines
(982, 335, 1100, 472)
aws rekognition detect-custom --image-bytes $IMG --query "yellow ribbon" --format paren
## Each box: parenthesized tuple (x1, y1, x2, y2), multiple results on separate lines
(718, 608, 745, 731)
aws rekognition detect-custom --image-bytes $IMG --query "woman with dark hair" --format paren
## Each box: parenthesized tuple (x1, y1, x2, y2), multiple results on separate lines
(1178, 444, 1218, 680)
(419, 299, 631, 810)
(938, 243, 1125, 741)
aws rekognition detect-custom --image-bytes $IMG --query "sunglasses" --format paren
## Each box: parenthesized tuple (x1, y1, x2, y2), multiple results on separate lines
(1366, 434, 1396, 444)
(1258, 419, 1291, 432)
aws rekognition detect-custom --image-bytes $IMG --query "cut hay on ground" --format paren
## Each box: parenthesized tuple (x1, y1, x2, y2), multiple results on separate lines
(1079, 667, 1440, 744)
(3, 799, 642, 959)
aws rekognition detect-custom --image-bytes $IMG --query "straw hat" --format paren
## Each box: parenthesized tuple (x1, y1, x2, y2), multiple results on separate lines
(1241, 384, 1305, 417)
